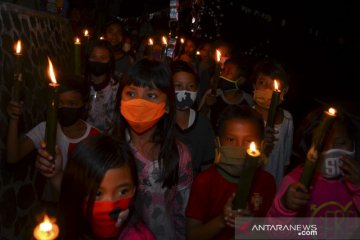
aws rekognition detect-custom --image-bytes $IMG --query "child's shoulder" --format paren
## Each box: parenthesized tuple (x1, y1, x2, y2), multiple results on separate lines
(281, 109, 293, 121)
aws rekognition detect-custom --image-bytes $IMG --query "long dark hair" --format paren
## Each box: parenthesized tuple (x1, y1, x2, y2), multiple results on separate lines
(292, 107, 359, 166)
(58, 134, 138, 239)
(112, 58, 180, 189)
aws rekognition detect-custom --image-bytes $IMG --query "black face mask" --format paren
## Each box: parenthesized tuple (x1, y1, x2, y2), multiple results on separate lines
(58, 107, 83, 127)
(87, 61, 111, 77)
(218, 76, 238, 91)
(111, 43, 123, 52)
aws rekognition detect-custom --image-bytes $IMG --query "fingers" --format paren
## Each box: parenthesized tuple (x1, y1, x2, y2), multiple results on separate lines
(36, 146, 56, 177)
(115, 209, 130, 227)
(341, 157, 360, 185)
(7, 101, 24, 120)
(283, 182, 310, 211)
(35, 155, 55, 177)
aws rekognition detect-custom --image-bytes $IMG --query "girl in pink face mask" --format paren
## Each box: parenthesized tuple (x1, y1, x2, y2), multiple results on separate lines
(268, 108, 360, 223)
(57, 134, 154, 240)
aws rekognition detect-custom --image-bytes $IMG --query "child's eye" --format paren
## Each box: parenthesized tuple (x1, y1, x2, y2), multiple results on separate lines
(224, 137, 235, 143)
(125, 91, 136, 97)
(95, 190, 103, 201)
(147, 93, 157, 99)
(117, 188, 130, 197)
(188, 84, 197, 91)
(174, 84, 182, 90)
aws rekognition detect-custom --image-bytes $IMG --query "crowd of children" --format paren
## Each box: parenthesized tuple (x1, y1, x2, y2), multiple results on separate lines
(5, 16, 360, 240)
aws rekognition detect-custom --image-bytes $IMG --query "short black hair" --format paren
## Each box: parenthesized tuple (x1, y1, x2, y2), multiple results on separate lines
(170, 60, 198, 83)
(217, 104, 265, 139)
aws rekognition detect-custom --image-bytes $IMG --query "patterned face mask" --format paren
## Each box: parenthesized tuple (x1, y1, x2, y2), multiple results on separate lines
(319, 148, 355, 179)
(175, 90, 197, 110)
(90, 197, 132, 238)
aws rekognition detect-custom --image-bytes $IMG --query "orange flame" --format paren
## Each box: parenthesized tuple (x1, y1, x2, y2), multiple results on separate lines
(33, 214, 59, 240)
(47, 58, 57, 84)
(327, 107, 336, 116)
(15, 40, 22, 54)
(75, 38, 80, 44)
(216, 49, 221, 62)
(162, 36, 167, 45)
(84, 29, 89, 37)
(148, 38, 153, 45)
(250, 142, 257, 152)
(180, 38, 184, 44)
(274, 80, 280, 91)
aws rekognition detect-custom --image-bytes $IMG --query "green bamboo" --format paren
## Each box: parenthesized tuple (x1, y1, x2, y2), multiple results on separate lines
(266, 90, 281, 128)
(232, 153, 259, 210)
(12, 54, 23, 102)
(299, 111, 336, 188)
(45, 83, 59, 158)
(74, 42, 81, 76)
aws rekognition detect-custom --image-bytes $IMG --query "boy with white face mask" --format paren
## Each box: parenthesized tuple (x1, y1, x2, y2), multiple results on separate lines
(251, 59, 293, 187)
(267, 108, 360, 220)
(171, 60, 215, 175)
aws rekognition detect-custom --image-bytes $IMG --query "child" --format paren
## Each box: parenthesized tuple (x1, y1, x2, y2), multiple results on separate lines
(112, 58, 193, 239)
(186, 105, 276, 240)
(198, 57, 254, 130)
(171, 60, 215, 175)
(85, 39, 120, 133)
(267, 108, 360, 218)
(197, 40, 216, 101)
(178, 37, 198, 67)
(6, 74, 100, 202)
(252, 59, 293, 186)
(104, 18, 134, 80)
(57, 134, 154, 239)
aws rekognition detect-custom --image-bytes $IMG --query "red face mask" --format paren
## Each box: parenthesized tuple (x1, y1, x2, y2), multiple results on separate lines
(90, 197, 132, 238)
(120, 99, 166, 134)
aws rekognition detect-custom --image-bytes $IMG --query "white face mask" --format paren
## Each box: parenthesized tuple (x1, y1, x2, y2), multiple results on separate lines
(320, 148, 355, 179)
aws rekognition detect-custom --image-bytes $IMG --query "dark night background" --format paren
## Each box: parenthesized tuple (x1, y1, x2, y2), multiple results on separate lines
(67, 0, 360, 126)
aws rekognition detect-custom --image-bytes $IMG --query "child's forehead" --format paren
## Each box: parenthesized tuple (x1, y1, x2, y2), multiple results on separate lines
(223, 118, 261, 135)
(126, 83, 158, 91)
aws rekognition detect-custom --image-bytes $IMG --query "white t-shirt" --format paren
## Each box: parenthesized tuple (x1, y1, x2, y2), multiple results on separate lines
(26, 120, 96, 169)
(26, 120, 100, 202)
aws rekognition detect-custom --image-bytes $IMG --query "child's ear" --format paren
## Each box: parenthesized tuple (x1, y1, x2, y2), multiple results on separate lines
(282, 86, 289, 95)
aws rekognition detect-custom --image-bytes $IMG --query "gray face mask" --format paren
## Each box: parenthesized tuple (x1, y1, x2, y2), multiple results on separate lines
(215, 144, 247, 177)
(319, 148, 355, 179)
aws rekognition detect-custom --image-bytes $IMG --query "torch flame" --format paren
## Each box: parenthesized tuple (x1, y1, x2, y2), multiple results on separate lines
(250, 142, 257, 152)
(39, 215, 53, 232)
(327, 107, 336, 116)
(48, 58, 57, 84)
(15, 40, 22, 54)
(196, 51, 200, 55)
(84, 29, 89, 37)
(180, 38, 184, 44)
(33, 213, 60, 240)
(274, 80, 280, 91)
(162, 36, 167, 45)
(216, 50, 221, 62)
(99, 36, 104, 40)
(148, 38, 153, 45)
